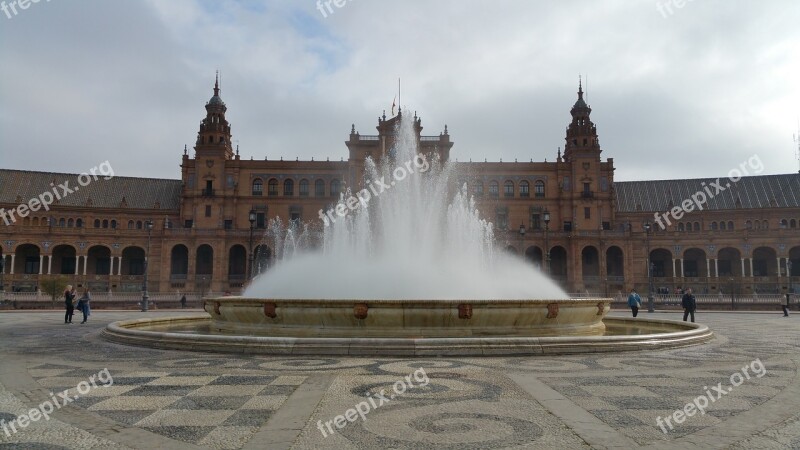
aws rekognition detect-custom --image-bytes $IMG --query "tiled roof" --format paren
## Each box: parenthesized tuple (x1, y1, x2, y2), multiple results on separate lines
(615, 173, 800, 213)
(0, 169, 181, 210)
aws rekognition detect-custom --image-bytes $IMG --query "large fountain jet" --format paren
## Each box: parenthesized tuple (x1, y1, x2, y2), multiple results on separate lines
(245, 113, 567, 301)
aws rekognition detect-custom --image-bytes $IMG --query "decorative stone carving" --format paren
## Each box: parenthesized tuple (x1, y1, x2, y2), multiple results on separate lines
(214, 301, 221, 315)
(354, 303, 368, 319)
(597, 302, 605, 315)
(264, 302, 277, 319)
(546, 303, 559, 319)
(458, 304, 473, 319)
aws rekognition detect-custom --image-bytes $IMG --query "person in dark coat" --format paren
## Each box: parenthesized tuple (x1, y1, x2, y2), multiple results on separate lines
(681, 288, 696, 322)
(627, 289, 642, 317)
(180, 294, 187, 309)
(64, 285, 76, 324)
(782, 293, 791, 317)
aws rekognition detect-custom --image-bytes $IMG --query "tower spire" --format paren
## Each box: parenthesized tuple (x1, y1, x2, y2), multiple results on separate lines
(578, 74, 584, 100)
(214, 70, 220, 97)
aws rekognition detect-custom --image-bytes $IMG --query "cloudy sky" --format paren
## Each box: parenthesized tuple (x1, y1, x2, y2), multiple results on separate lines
(1, 0, 798, 182)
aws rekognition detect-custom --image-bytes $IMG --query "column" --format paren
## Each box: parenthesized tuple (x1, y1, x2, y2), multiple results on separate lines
(117, 256, 122, 276)
(109, 257, 114, 277)
(47, 255, 52, 275)
(749, 258, 754, 277)
(38, 255, 44, 275)
(706, 259, 711, 279)
(75, 256, 80, 275)
(680, 259, 685, 278)
(778, 257, 783, 278)
(741, 258, 746, 277)
(714, 259, 718, 278)
(672, 258, 676, 278)
(9, 254, 14, 275)
(83, 255, 88, 276)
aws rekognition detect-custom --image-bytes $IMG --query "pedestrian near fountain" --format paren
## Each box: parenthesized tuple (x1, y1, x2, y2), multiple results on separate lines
(64, 285, 76, 324)
(782, 292, 790, 317)
(628, 289, 642, 317)
(681, 288, 696, 323)
(77, 288, 92, 324)
(180, 294, 187, 308)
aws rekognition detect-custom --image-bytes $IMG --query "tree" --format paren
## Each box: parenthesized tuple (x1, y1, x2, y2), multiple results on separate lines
(40, 275, 70, 305)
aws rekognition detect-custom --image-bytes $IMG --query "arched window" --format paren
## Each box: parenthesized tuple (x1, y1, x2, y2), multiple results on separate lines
(780, 219, 788, 228)
(711, 222, 718, 230)
(520, 181, 530, 197)
(745, 220, 752, 230)
(763, 220, 769, 229)
(315, 179, 325, 197)
(694, 222, 700, 231)
(330, 179, 341, 197)
(136, 221, 143, 229)
(128, 220, 135, 229)
(504, 181, 514, 198)
(33, 217, 40, 226)
(299, 179, 309, 197)
(58, 218, 66, 227)
(76, 218, 83, 228)
(473, 182, 484, 197)
(534, 181, 545, 198)
(678, 223, 685, 232)
(268, 179, 278, 196)
(727, 221, 734, 230)
(791, 219, 797, 229)
(252, 179, 263, 196)
(110, 220, 117, 229)
(284, 179, 294, 196)
(102, 219, 109, 229)
(720, 221, 727, 231)
(67, 218, 74, 228)
(489, 181, 499, 197)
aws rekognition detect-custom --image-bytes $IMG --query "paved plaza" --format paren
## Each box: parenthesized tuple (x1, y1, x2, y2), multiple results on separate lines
(0, 310, 798, 449)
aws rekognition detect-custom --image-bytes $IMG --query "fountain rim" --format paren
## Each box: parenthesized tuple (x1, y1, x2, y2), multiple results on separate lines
(102, 315, 713, 356)
(209, 297, 611, 304)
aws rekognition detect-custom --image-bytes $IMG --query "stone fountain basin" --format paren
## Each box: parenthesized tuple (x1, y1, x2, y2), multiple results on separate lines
(203, 297, 611, 338)
(101, 297, 713, 356)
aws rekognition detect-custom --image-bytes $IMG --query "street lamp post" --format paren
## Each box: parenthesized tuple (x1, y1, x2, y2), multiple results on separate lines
(518, 222, 526, 255)
(248, 209, 257, 281)
(543, 210, 551, 274)
(643, 221, 654, 313)
(141, 220, 153, 312)
(788, 260, 793, 304)
(0, 256, 4, 301)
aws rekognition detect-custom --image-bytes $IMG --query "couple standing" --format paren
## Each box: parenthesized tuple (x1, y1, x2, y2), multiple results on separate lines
(64, 285, 92, 324)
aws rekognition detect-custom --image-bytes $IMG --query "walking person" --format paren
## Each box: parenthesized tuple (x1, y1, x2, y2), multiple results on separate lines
(64, 285, 76, 324)
(628, 288, 642, 317)
(782, 292, 791, 317)
(682, 288, 696, 323)
(77, 288, 92, 323)
(180, 294, 187, 309)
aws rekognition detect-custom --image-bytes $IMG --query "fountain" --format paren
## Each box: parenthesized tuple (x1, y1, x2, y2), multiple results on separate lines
(104, 114, 712, 355)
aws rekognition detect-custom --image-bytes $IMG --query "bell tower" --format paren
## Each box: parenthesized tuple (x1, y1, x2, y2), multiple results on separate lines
(194, 72, 234, 160)
(563, 78, 601, 162)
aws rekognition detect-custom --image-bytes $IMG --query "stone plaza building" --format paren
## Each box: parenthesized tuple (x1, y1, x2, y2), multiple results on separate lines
(1, 79, 799, 296)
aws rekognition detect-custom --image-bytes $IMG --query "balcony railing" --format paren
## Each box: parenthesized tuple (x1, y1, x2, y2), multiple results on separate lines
(201, 189, 215, 197)
(581, 191, 594, 199)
